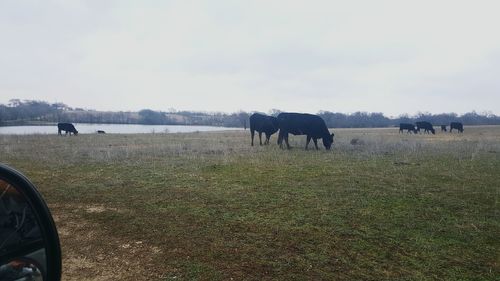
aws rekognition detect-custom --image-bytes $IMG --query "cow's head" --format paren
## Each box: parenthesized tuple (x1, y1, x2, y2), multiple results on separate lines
(430, 128, 435, 135)
(74, 130, 78, 135)
(323, 132, 334, 150)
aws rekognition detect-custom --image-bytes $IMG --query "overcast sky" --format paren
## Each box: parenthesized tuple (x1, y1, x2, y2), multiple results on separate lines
(1, 0, 500, 116)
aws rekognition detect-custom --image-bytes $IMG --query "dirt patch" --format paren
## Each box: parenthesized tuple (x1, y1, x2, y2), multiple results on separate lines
(84, 205, 119, 214)
(51, 204, 164, 280)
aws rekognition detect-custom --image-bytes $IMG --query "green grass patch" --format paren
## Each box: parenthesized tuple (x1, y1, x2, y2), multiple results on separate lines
(1, 127, 499, 280)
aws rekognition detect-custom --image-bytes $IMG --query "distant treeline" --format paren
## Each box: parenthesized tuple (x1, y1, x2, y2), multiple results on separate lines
(317, 111, 500, 128)
(1, 99, 500, 128)
(0, 99, 249, 127)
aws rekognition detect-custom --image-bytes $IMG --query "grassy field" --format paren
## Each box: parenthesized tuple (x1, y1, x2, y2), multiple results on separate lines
(1, 127, 499, 280)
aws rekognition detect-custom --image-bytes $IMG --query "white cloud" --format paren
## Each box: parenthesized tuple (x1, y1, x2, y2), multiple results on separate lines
(1, 0, 500, 115)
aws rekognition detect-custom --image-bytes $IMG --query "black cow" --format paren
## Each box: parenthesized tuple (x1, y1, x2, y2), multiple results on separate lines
(416, 121, 435, 134)
(441, 125, 447, 132)
(249, 113, 279, 146)
(97, 130, 106, 134)
(57, 123, 78, 135)
(399, 123, 417, 134)
(450, 122, 464, 133)
(277, 113, 334, 150)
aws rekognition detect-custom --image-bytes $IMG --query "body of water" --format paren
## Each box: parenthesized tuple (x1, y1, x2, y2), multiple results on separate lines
(0, 123, 242, 135)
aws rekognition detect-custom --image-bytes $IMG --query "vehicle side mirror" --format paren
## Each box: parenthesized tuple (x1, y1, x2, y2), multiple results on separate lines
(0, 164, 62, 281)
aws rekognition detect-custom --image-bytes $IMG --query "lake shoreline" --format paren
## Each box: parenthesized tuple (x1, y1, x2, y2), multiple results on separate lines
(0, 123, 242, 135)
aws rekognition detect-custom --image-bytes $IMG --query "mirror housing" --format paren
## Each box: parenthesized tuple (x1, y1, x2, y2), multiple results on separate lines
(0, 164, 62, 281)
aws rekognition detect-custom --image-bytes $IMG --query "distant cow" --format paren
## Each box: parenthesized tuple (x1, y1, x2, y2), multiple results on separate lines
(450, 122, 464, 133)
(57, 123, 78, 135)
(249, 113, 279, 146)
(416, 121, 435, 134)
(97, 130, 106, 134)
(277, 113, 334, 150)
(441, 125, 447, 132)
(399, 123, 417, 134)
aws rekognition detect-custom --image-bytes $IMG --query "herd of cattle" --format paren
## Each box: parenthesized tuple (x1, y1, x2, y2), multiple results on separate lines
(251, 113, 465, 150)
(399, 121, 464, 134)
(57, 114, 465, 151)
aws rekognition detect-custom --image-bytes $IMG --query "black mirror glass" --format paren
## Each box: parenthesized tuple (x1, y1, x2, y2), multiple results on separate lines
(0, 164, 61, 281)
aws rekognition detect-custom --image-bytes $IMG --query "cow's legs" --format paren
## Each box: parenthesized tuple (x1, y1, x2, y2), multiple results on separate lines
(278, 130, 284, 148)
(278, 130, 291, 149)
(284, 134, 291, 149)
(58, 129, 62, 135)
(305, 135, 311, 149)
(265, 133, 270, 145)
(313, 138, 319, 150)
(251, 129, 255, 146)
(258, 132, 263, 145)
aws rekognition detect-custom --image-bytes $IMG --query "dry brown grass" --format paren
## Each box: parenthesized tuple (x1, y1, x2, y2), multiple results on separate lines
(1, 126, 499, 280)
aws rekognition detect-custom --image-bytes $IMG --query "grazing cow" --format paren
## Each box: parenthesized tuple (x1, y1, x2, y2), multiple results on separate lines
(441, 125, 447, 132)
(57, 123, 78, 135)
(416, 121, 435, 134)
(450, 122, 464, 133)
(277, 112, 334, 150)
(97, 130, 106, 134)
(399, 123, 417, 134)
(249, 113, 279, 146)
